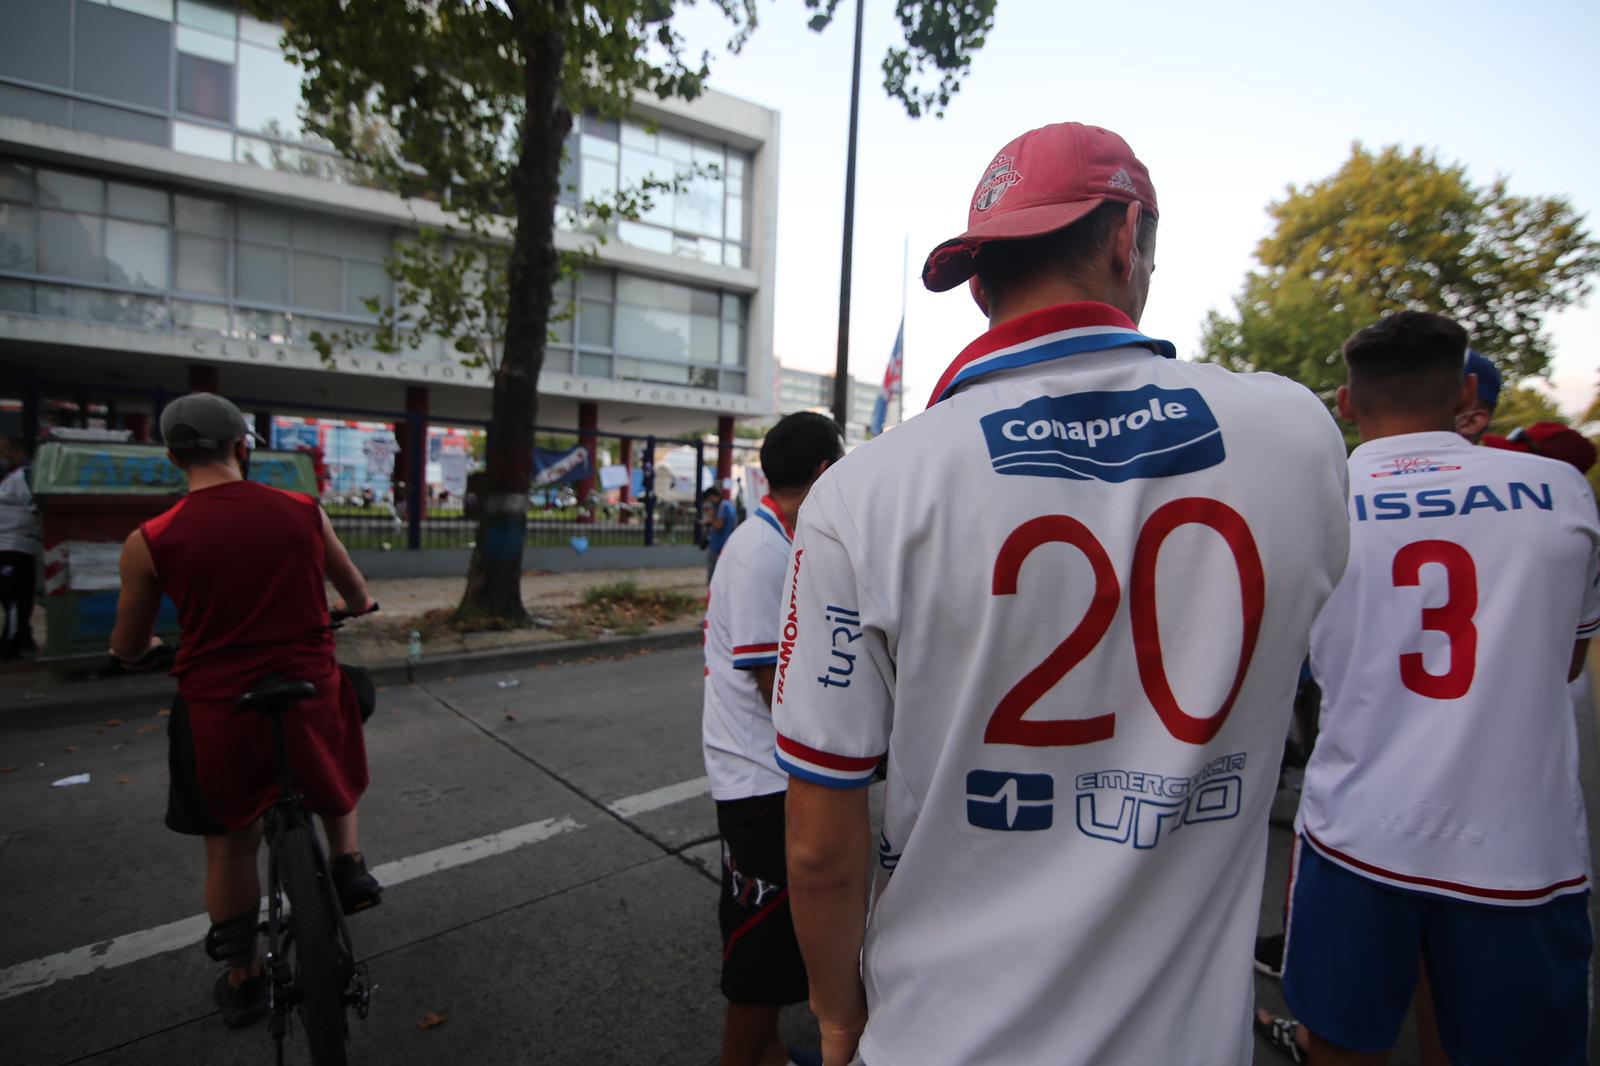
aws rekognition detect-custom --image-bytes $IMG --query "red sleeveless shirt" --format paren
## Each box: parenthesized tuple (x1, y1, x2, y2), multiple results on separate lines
(141, 481, 365, 828)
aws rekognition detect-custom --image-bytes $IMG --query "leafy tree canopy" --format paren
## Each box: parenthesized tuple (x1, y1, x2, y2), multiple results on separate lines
(1200, 144, 1599, 409)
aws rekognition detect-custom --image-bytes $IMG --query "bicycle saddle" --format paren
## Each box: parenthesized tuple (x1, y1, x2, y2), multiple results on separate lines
(237, 675, 318, 714)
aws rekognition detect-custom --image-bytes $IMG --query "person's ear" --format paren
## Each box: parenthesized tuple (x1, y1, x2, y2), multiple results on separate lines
(1114, 202, 1142, 282)
(969, 275, 991, 318)
(1456, 375, 1478, 416)
(1335, 384, 1357, 424)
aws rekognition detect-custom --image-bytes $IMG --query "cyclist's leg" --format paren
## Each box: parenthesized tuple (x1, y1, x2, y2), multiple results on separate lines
(321, 808, 359, 856)
(203, 820, 264, 983)
(321, 808, 382, 913)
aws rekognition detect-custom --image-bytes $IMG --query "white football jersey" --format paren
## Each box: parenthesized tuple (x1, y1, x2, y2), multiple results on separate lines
(772, 303, 1351, 1066)
(1298, 432, 1600, 904)
(702, 497, 794, 801)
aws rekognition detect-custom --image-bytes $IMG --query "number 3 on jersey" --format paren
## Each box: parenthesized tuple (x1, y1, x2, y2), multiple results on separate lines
(1392, 540, 1477, 699)
(987, 498, 1265, 748)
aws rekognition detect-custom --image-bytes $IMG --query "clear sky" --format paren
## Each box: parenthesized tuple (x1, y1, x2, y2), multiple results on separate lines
(671, 0, 1600, 418)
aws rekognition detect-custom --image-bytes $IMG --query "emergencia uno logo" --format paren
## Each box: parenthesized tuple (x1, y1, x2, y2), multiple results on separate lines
(979, 385, 1225, 483)
(966, 770, 1054, 831)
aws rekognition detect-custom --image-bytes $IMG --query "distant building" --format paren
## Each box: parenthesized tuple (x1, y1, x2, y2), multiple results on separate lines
(772, 363, 901, 446)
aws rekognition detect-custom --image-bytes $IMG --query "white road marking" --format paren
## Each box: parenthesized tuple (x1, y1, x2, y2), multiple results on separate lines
(605, 775, 710, 818)
(1, 771, 712, 1001)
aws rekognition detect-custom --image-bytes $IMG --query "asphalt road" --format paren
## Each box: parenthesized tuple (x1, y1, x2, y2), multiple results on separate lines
(2, 647, 1596, 1065)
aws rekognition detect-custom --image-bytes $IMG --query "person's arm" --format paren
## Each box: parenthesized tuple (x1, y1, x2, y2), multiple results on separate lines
(788, 778, 873, 1066)
(708, 502, 726, 531)
(753, 664, 775, 707)
(109, 530, 163, 661)
(1572, 639, 1590, 684)
(319, 508, 374, 612)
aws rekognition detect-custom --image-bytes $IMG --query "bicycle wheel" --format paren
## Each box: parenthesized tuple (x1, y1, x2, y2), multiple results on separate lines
(278, 820, 348, 1066)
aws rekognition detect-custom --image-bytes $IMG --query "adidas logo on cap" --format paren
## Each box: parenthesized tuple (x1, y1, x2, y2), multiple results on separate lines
(1108, 167, 1136, 193)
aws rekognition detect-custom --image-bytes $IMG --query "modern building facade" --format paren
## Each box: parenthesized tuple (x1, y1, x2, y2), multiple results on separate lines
(774, 363, 901, 446)
(0, 0, 780, 465)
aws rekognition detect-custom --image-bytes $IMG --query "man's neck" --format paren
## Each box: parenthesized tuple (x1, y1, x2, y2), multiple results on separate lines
(186, 464, 243, 492)
(1357, 416, 1458, 444)
(989, 280, 1133, 329)
(767, 489, 805, 531)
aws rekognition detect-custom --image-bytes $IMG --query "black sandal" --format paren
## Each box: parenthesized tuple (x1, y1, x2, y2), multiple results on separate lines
(1254, 1012, 1307, 1064)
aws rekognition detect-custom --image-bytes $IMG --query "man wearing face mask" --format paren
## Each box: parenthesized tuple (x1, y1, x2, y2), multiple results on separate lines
(111, 392, 380, 1029)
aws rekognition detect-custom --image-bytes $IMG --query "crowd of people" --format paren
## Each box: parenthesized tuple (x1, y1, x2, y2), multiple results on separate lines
(699, 122, 1598, 1066)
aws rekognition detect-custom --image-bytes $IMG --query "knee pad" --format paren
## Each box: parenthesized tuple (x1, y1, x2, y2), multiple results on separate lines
(204, 906, 260, 966)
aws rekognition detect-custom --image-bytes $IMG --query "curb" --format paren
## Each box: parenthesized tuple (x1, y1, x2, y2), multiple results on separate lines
(0, 627, 703, 732)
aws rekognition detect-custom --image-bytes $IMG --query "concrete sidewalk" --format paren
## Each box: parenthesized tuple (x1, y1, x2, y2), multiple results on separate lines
(0, 566, 707, 727)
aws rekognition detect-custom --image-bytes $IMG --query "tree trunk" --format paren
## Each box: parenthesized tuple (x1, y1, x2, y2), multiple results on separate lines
(455, 1, 571, 626)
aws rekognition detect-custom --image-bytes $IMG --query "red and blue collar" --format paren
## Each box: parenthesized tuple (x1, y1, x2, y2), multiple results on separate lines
(927, 302, 1175, 408)
(754, 494, 794, 542)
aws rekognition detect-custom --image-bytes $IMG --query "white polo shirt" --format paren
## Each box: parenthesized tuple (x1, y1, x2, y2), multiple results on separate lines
(1298, 432, 1600, 904)
(772, 302, 1351, 1066)
(702, 496, 795, 802)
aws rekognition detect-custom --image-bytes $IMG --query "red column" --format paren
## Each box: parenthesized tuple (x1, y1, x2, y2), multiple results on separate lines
(188, 365, 219, 393)
(125, 413, 150, 442)
(716, 415, 735, 492)
(576, 401, 598, 523)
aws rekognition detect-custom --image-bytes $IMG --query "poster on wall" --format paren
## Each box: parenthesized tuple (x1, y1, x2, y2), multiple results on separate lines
(440, 450, 469, 498)
(532, 445, 591, 488)
(363, 435, 399, 482)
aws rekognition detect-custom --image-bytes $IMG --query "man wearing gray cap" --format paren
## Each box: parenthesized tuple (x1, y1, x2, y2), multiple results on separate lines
(111, 392, 380, 1029)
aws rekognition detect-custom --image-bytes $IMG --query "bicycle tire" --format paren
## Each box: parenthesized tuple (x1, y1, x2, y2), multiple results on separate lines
(279, 820, 349, 1066)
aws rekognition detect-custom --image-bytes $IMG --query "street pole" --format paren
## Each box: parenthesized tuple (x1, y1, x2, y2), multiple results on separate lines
(831, 0, 865, 430)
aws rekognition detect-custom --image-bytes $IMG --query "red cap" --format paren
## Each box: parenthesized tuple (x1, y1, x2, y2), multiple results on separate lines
(1484, 423, 1597, 474)
(921, 122, 1159, 294)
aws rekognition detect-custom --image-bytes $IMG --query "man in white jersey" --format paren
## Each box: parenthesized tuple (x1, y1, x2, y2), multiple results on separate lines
(1284, 311, 1599, 1065)
(772, 121, 1351, 1066)
(703, 411, 845, 1066)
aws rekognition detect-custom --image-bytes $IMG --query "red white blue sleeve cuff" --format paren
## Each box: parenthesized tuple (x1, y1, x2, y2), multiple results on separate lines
(732, 643, 780, 669)
(775, 733, 881, 789)
(1578, 615, 1600, 639)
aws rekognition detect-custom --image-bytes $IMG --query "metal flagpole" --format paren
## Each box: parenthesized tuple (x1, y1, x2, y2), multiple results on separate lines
(831, 0, 866, 430)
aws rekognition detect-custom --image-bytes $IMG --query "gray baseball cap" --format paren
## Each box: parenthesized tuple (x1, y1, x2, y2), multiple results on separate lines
(159, 392, 258, 449)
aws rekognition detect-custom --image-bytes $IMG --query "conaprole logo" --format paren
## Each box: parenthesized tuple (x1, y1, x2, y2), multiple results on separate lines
(774, 548, 803, 703)
(1369, 456, 1463, 478)
(974, 154, 1023, 212)
(979, 385, 1225, 483)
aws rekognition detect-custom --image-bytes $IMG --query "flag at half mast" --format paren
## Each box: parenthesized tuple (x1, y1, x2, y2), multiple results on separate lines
(870, 318, 904, 438)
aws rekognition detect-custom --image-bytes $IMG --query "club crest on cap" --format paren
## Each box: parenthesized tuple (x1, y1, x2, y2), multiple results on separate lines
(974, 154, 1023, 213)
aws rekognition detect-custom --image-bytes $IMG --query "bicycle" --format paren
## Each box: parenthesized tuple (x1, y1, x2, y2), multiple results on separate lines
(239, 603, 379, 1066)
(130, 604, 378, 1065)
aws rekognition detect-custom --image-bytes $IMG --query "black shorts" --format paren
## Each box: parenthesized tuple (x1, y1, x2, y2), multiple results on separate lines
(165, 693, 227, 837)
(716, 790, 808, 1006)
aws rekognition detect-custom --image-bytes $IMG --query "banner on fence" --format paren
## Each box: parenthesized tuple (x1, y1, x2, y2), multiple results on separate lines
(533, 445, 591, 488)
(440, 450, 469, 498)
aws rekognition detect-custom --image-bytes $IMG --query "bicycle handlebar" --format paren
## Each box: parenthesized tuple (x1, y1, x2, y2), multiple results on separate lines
(329, 600, 380, 626)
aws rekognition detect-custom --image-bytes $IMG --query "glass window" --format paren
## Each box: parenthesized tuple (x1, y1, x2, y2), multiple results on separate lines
(0, 279, 31, 313)
(577, 270, 613, 301)
(689, 366, 718, 390)
(0, 203, 36, 272)
(175, 194, 229, 235)
(38, 210, 105, 281)
(176, 25, 235, 63)
(580, 141, 618, 209)
(72, 101, 170, 146)
(291, 250, 342, 312)
(173, 299, 230, 331)
(175, 233, 225, 295)
(688, 313, 718, 363)
(721, 370, 746, 394)
(721, 293, 741, 321)
(549, 309, 574, 346)
(618, 275, 691, 312)
(0, 163, 34, 202)
(578, 353, 612, 378)
(105, 218, 169, 289)
(237, 203, 289, 244)
(725, 194, 744, 243)
(36, 283, 71, 317)
(727, 153, 746, 185)
(558, 135, 579, 205)
(75, 2, 171, 109)
(618, 148, 673, 227)
(723, 243, 744, 269)
(721, 320, 743, 366)
(346, 260, 388, 317)
(173, 121, 234, 160)
(293, 214, 390, 260)
(234, 307, 287, 340)
(585, 116, 620, 142)
(236, 241, 287, 304)
(616, 220, 671, 255)
(38, 170, 102, 213)
(657, 131, 693, 164)
(616, 304, 689, 362)
(107, 0, 173, 20)
(0, 1, 70, 88)
(178, 53, 234, 122)
(177, 0, 235, 36)
(107, 182, 168, 223)
(577, 302, 612, 348)
(237, 43, 304, 140)
(0, 84, 70, 127)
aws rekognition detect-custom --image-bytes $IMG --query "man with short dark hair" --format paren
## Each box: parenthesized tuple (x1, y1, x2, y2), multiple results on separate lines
(111, 393, 381, 1029)
(1454, 349, 1501, 444)
(774, 122, 1351, 1065)
(0, 436, 40, 660)
(702, 410, 844, 1066)
(704, 484, 739, 581)
(1284, 311, 1598, 1065)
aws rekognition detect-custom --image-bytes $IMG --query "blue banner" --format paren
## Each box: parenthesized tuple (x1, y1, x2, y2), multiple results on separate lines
(533, 445, 592, 487)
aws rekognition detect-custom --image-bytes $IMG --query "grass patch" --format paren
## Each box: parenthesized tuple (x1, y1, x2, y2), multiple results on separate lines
(571, 580, 701, 636)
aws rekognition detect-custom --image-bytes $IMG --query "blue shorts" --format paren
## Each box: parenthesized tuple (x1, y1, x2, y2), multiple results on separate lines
(1282, 836, 1592, 1063)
